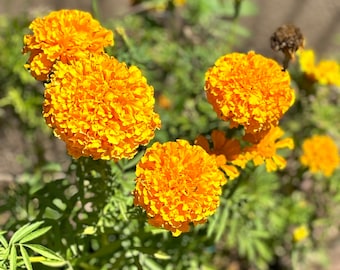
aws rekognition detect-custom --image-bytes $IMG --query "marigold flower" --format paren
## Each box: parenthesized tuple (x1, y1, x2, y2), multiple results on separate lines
(243, 126, 294, 172)
(205, 51, 295, 140)
(23, 9, 114, 81)
(293, 225, 309, 242)
(195, 130, 244, 180)
(173, 0, 186, 7)
(134, 140, 227, 237)
(299, 49, 340, 86)
(300, 135, 340, 177)
(43, 53, 161, 160)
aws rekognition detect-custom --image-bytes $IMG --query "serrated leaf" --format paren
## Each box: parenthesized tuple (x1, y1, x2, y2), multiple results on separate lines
(9, 246, 17, 270)
(19, 226, 51, 243)
(23, 244, 63, 261)
(9, 222, 44, 245)
(19, 244, 33, 270)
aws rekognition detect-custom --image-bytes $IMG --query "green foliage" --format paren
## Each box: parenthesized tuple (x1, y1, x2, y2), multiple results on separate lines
(0, 1, 340, 269)
(0, 222, 65, 269)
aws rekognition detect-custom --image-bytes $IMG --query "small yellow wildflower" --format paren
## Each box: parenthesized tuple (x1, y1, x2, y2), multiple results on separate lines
(134, 140, 227, 237)
(23, 9, 114, 81)
(300, 135, 340, 177)
(43, 53, 161, 160)
(293, 225, 309, 242)
(243, 126, 294, 172)
(205, 51, 295, 140)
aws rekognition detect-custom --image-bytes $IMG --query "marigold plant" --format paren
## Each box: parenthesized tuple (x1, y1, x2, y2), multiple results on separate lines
(242, 126, 294, 172)
(299, 49, 340, 86)
(134, 140, 227, 237)
(23, 9, 114, 81)
(300, 134, 340, 177)
(205, 51, 295, 140)
(43, 53, 161, 160)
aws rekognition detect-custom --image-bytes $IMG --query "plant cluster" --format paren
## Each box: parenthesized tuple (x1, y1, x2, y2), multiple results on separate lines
(0, 1, 339, 269)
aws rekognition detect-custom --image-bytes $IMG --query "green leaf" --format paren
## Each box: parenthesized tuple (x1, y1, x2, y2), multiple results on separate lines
(19, 244, 33, 270)
(0, 234, 8, 248)
(23, 244, 63, 261)
(215, 206, 229, 242)
(9, 246, 17, 270)
(9, 222, 44, 245)
(19, 226, 51, 243)
(40, 260, 67, 267)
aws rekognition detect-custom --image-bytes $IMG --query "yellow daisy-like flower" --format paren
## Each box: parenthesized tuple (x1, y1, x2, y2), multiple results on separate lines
(134, 140, 227, 237)
(299, 49, 340, 86)
(23, 9, 114, 81)
(43, 53, 161, 160)
(300, 135, 340, 177)
(205, 51, 295, 140)
(293, 225, 309, 242)
(195, 130, 244, 180)
(243, 126, 294, 172)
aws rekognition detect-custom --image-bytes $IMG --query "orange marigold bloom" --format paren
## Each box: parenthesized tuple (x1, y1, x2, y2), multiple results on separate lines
(300, 135, 340, 177)
(243, 126, 294, 172)
(195, 130, 244, 180)
(134, 140, 227, 237)
(299, 49, 340, 86)
(205, 51, 295, 140)
(23, 9, 114, 81)
(43, 53, 161, 160)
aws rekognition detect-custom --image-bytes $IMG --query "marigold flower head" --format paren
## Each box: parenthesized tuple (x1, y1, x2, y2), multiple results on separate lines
(243, 126, 294, 172)
(134, 140, 227, 237)
(293, 225, 309, 242)
(43, 53, 161, 160)
(300, 135, 340, 177)
(299, 49, 340, 86)
(195, 130, 243, 180)
(205, 51, 295, 140)
(23, 9, 114, 81)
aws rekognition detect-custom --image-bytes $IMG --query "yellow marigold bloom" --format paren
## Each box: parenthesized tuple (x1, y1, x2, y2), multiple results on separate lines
(23, 9, 114, 81)
(300, 135, 340, 177)
(298, 49, 316, 75)
(243, 126, 294, 172)
(205, 51, 295, 140)
(299, 49, 340, 86)
(173, 0, 186, 7)
(195, 130, 243, 180)
(134, 140, 227, 237)
(43, 53, 161, 160)
(293, 225, 309, 242)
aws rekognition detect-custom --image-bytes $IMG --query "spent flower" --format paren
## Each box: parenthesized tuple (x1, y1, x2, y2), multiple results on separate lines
(134, 140, 227, 237)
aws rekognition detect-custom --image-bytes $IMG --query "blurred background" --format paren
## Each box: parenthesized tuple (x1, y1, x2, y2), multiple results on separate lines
(1, 0, 340, 57)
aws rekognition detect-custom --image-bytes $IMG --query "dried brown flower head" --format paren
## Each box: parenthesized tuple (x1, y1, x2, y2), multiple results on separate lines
(270, 24, 305, 70)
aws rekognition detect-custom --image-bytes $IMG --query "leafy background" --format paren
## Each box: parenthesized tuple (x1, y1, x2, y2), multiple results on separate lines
(0, 0, 340, 269)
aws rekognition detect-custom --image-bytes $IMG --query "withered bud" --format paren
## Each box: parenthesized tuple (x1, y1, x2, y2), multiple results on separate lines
(270, 24, 305, 70)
